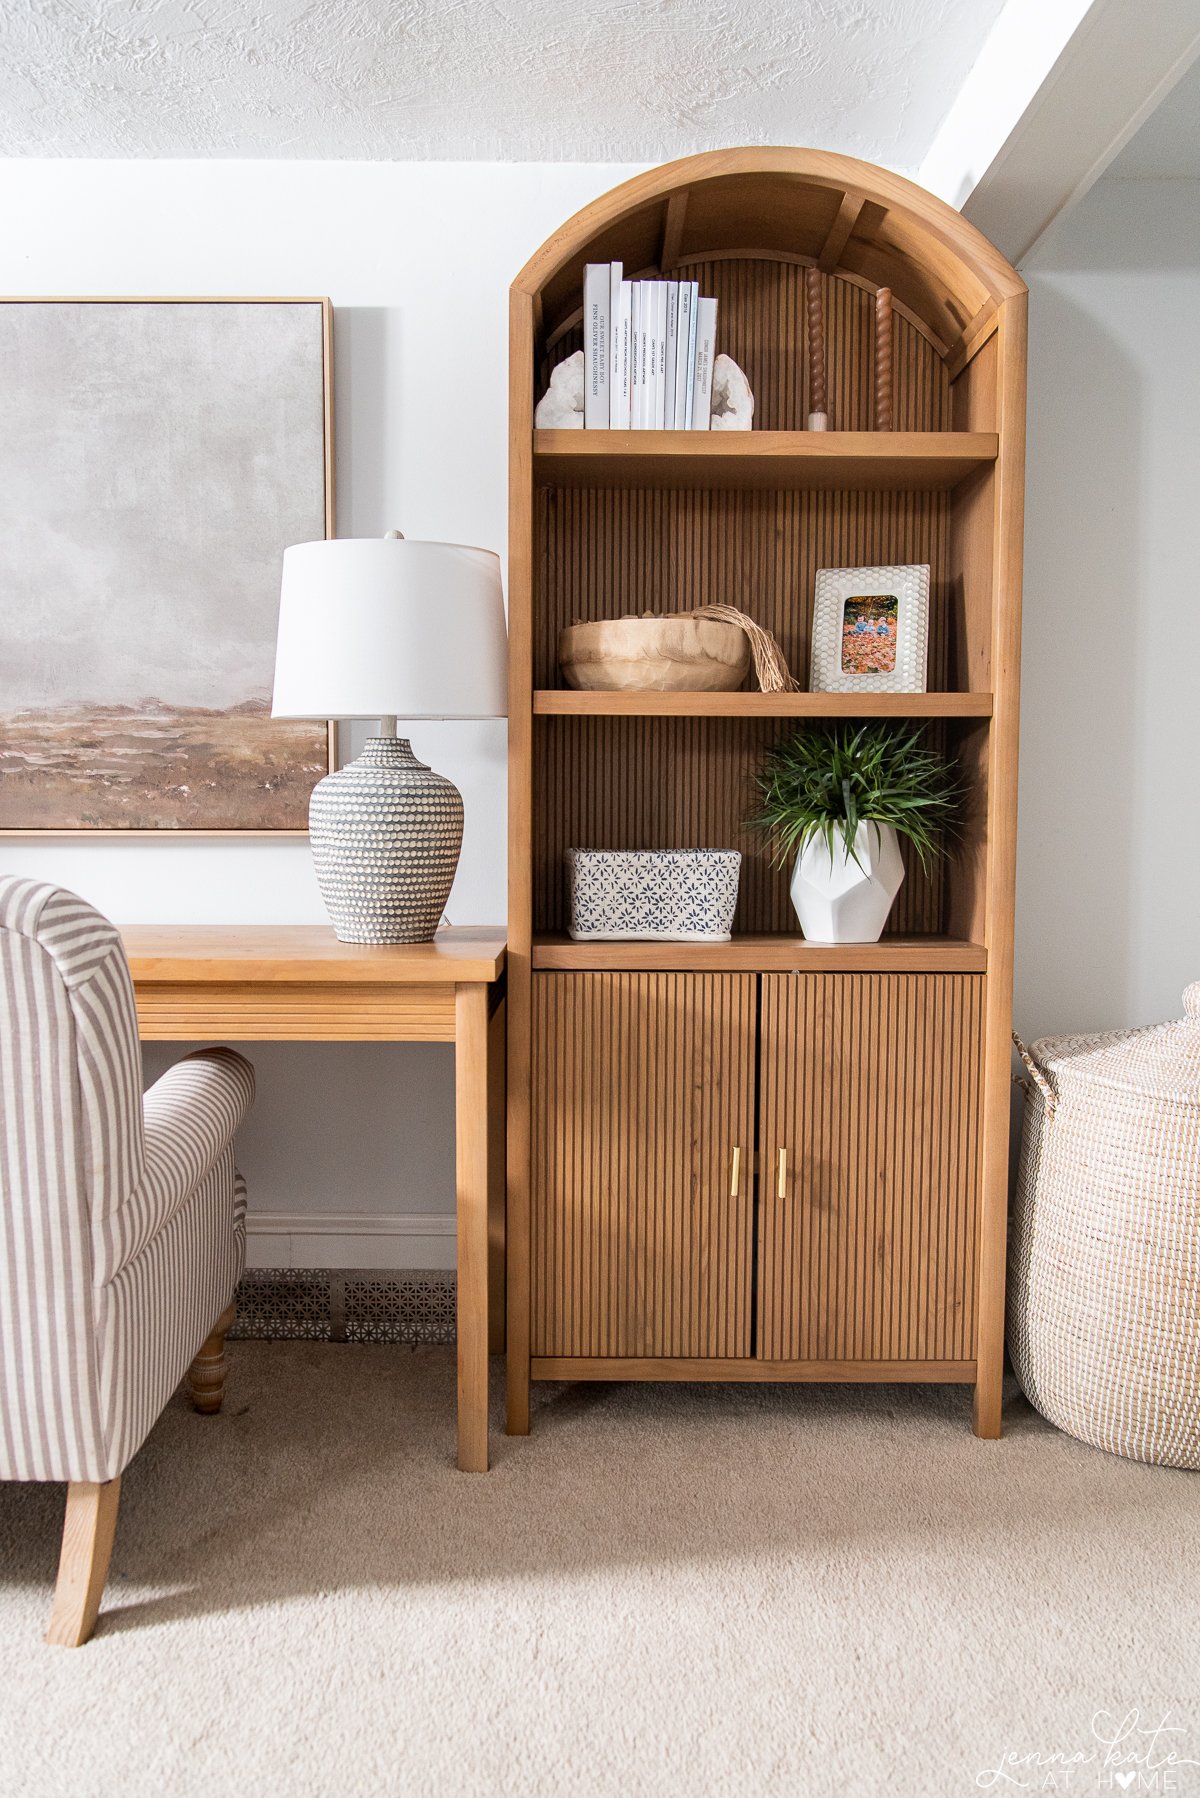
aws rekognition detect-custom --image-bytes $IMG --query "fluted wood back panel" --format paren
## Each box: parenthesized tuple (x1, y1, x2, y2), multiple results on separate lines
(531, 255, 972, 944)
(539, 263, 950, 434)
(674, 260, 948, 432)
(535, 263, 955, 692)
(535, 485, 951, 689)
(757, 972, 983, 1362)
(533, 716, 947, 937)
(531, 972, 756, 1358)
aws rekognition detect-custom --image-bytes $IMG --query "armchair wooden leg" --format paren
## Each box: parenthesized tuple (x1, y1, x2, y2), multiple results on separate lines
(45, 1477, 121, 1647)
(188, 1303, 236, 1415)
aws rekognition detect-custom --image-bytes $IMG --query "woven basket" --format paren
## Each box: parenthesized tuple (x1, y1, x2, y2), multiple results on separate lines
(1009, 982, 1200, 1467)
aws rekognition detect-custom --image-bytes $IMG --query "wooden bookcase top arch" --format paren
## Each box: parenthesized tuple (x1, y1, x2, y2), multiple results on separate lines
(506, 149, 1027, 1443)
(511, 146, 1023, 355)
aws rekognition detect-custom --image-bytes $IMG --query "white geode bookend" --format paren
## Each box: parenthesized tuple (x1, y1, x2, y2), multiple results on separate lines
(534, 350, 585, 428)
(709, 354, 754, 430)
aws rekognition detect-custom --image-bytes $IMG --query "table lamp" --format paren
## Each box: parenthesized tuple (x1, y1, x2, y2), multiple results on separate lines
(273, 533, 507, 945)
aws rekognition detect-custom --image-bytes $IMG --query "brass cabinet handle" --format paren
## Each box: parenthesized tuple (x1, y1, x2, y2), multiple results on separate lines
(777, 1148, 787, 1199)
(730, 1145, 741, 1198)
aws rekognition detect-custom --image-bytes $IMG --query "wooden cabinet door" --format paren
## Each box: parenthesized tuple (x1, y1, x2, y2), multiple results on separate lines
(532, 972, 757, 1361)
(757, 973, 984, 1366)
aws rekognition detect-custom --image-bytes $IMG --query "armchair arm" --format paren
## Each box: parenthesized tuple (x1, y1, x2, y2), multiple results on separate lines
(97, 1049, 255, 1280)
(142, 1047, 255, 1195)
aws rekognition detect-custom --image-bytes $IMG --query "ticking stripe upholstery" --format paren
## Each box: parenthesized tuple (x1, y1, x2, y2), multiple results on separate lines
(0, 877, 253, 1483)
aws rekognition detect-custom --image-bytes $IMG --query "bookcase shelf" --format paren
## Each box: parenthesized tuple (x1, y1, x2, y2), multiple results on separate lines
(533, 691, 993, 718)
(534, 429, 998, 491)
(532, 934, 987, 973)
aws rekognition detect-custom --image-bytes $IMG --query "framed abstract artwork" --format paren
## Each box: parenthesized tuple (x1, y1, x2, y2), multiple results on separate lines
(808, 563, 930, 694)
(0, 297, 334, 832)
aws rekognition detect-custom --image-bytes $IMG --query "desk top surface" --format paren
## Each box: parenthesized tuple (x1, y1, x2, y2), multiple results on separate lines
(120, 925, 507, 985)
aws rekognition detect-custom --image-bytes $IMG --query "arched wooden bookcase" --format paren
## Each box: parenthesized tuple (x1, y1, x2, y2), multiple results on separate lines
(506, 149, 1026, 1439)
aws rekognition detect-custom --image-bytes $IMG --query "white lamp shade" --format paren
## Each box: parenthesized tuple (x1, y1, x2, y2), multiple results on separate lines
(272, 538, 508, 720)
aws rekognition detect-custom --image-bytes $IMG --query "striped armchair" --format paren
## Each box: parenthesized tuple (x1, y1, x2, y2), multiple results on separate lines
(0, 877, 255, 1646)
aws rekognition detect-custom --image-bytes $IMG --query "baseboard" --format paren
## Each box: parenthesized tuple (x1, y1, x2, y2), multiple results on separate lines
(245, 1210, 456, 1272)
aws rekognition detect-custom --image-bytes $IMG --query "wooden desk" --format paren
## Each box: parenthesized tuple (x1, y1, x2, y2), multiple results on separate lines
(120, 925, 507, 1473)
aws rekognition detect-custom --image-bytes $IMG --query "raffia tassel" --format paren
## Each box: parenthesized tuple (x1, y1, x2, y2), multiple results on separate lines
(688, 605, 799, 693)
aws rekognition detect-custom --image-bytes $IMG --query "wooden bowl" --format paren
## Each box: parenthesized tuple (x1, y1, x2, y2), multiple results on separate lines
(559, 615, 751, 692)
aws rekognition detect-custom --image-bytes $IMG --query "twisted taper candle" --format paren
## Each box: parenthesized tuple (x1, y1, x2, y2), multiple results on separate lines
(805, 267, 828, 430)
(875, 286, 893, 431)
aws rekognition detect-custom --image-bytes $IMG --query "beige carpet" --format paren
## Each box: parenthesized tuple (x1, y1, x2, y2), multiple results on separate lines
(0, 1345, 1196, 1797)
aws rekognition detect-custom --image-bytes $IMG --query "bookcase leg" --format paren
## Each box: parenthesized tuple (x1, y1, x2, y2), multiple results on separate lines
(972, 1373, 1003, 1439)
(507, 1354, 531, 1436)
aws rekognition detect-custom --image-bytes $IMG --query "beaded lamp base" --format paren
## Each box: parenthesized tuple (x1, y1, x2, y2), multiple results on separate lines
(309, 737, 464, 944)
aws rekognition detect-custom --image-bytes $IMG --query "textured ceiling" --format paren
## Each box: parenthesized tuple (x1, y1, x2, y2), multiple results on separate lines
(1105, 54, 1200, 180)
(0, 0, 1006, 163)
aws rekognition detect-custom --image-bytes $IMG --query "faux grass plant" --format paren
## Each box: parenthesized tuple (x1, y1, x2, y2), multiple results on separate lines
(748, 720, 963, 874)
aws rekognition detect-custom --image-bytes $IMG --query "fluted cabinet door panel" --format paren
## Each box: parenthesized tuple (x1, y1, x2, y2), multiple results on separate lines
(532, 972, 756, 1359)
(758, 973, 983, 1363)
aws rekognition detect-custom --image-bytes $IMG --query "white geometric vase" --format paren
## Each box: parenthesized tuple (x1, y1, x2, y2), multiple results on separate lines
(790, 820, 905, 943)
(309, 736, 464, 945)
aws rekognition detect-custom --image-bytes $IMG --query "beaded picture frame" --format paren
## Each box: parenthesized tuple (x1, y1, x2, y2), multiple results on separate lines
(809, 562, 930, 694)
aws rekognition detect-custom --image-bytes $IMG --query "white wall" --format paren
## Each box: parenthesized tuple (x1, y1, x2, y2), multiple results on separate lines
(1018, 174, 1200, 1039)
(5, 157, 1194, 1258)
(0, 159, 642, 1267)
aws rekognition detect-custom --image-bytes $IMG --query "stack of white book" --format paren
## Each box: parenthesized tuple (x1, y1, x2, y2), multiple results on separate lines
(583, 263, 719, 430)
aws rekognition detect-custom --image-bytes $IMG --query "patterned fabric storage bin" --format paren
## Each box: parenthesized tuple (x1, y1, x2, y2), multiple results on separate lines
(566, 849, 741, 942)
(1009, 982, 1200, 1468)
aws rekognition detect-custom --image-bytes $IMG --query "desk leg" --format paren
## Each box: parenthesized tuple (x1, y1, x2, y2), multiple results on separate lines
(487, 997, 507, 1355)
(456, 983, 490, 1473)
